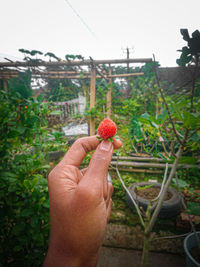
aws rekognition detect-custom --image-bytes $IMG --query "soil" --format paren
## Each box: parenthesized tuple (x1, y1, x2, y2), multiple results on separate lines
(190, 246, 200, 264)
(135, 186, 172, 200)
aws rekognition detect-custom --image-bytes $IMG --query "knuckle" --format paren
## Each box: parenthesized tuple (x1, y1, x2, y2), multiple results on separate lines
(76, 185, 101, 203)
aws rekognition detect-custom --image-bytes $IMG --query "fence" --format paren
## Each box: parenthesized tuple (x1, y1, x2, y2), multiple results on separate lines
(54, 93, 86, 120)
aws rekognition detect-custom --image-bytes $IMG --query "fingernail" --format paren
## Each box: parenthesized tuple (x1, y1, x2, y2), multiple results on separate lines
(100, 140, 112, 151)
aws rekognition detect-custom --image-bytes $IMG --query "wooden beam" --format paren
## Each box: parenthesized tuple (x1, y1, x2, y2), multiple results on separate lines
(0, 75, 18, 79)
(109, 167, 162, 174)
(32, 72, 144, 80)
(106, 67, 112, 118)
(32, 71, 82, 75)
(108, 73, 144, 78)
(0, 58, 152, 67)
(112, 156, 166, 162)
(89, 67, 96, 136)
(0, 71, 19, 74)
(3, 79, 7, 90)
(110, 161, 200, 169)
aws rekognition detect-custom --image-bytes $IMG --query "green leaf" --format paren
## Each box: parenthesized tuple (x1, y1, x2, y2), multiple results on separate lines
(1, 172, 17, 178)
(157, 110, 168, 125)
(30, 215, 39, 227)
(31, 177, 39, 188)
(40, 164, 50, 170)
(43, 201, 49, 209)
(8, 185, 18, 192)
(21, 208, 33, 217)
(172, 178, 189, 188)
(30, 50, 43, 56)
(23, 179, 30, 189)
(179, 156, 197, 164)
(185, 202, 200, 216)
(169, 102, 183, 120)
(136, 184, 153, 190)
(16, 125, 26, 134)
(182, 111, 200, 128)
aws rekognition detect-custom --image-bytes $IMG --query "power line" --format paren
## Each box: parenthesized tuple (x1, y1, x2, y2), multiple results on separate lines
(63, 0, 97, 39)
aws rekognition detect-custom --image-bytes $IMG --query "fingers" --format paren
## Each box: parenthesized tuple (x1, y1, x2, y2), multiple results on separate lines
(60, 136, 100, 167)
(55, 136, 122, 194)
(105, 182, 113, 207)
(112, 138, 123, 149)
(82, 140, 113, 189)
(61, 136, 122, 168)
(107, 199, 113, 221)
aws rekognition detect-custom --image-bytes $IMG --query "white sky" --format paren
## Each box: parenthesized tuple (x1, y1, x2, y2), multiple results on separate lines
(0, 0, 199, 67)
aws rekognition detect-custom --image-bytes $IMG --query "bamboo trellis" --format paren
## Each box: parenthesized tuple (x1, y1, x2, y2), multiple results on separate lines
(0, 57, 152, 134)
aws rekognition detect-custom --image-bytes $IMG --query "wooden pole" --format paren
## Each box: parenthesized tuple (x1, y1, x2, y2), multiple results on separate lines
(110, 160, 199, 169)
(89, 67, 96, 136)
(3, 79, 7, 91)
(126, 48, 131, 98)
(106, 67, 112, 118)
(0, 58, 152, 67)
(32, 72, 144, 80)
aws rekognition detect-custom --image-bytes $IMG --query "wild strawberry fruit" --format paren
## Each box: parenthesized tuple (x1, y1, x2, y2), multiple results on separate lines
(97, 118, 117, 140)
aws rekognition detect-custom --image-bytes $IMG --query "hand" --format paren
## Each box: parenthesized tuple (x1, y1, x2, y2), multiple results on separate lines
(43, 136, 122, 267)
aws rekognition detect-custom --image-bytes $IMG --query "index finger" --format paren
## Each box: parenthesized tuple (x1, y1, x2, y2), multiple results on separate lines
(60, 136, 122, 167)
(60, 136, 100, 167)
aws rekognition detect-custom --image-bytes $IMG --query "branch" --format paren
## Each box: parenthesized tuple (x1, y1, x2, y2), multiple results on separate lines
(190, 56, 199, 113)
(145, 145, 183, 235)
(153, 55, 183, 146)
(115, 165, 145, 228)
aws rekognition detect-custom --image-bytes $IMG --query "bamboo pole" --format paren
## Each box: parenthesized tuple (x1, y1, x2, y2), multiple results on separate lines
(110, 160, 199, 169)
(109, 167, 162, 174)
(3, 79, 7, 91)
(106, 67, 112, 118)
(108, 73, 144, 78)
(0, 58, 152, 67)
(32, 72, 144, 80)
(89, 67, 96, 136)
(0, 72, 19, 75)
(112, 156, 166, 162)
(0, 75, 18, 79)
(33, 71, 81, 75)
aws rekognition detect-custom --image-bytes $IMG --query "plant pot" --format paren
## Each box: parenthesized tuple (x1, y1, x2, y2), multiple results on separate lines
(126, 182, 182, 219)
(184, 232, 200, 267)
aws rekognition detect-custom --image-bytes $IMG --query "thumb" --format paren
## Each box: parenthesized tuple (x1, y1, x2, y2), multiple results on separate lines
(82, 140, 113, 189)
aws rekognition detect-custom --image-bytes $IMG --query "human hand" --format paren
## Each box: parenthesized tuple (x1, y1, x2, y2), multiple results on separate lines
(43, 136, 122, 267)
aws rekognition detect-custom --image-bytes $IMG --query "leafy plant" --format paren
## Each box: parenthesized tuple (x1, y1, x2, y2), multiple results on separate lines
(116, 29, 200, 267)
(0, 88, 51, 266)
(185, 202, 200, 217)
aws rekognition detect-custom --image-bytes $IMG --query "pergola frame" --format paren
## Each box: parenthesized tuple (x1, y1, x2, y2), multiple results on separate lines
(0, 57, 152, 135)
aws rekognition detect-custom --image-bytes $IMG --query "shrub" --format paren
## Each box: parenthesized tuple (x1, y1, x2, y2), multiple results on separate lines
(0, 89, 50, 266)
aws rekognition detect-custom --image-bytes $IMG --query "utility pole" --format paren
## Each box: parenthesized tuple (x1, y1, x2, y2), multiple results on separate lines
(122, 47, 134, 98)
(126, 48, 130, 98)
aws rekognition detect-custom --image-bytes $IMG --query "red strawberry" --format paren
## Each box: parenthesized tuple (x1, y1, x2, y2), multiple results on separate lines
(98, 118, 117, 140)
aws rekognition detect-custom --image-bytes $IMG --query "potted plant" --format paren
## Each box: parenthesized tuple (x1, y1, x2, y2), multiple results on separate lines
(126, 181, 182, 219)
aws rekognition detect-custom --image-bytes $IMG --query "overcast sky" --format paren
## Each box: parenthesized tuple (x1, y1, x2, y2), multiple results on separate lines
(0, 0, 199, 67)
